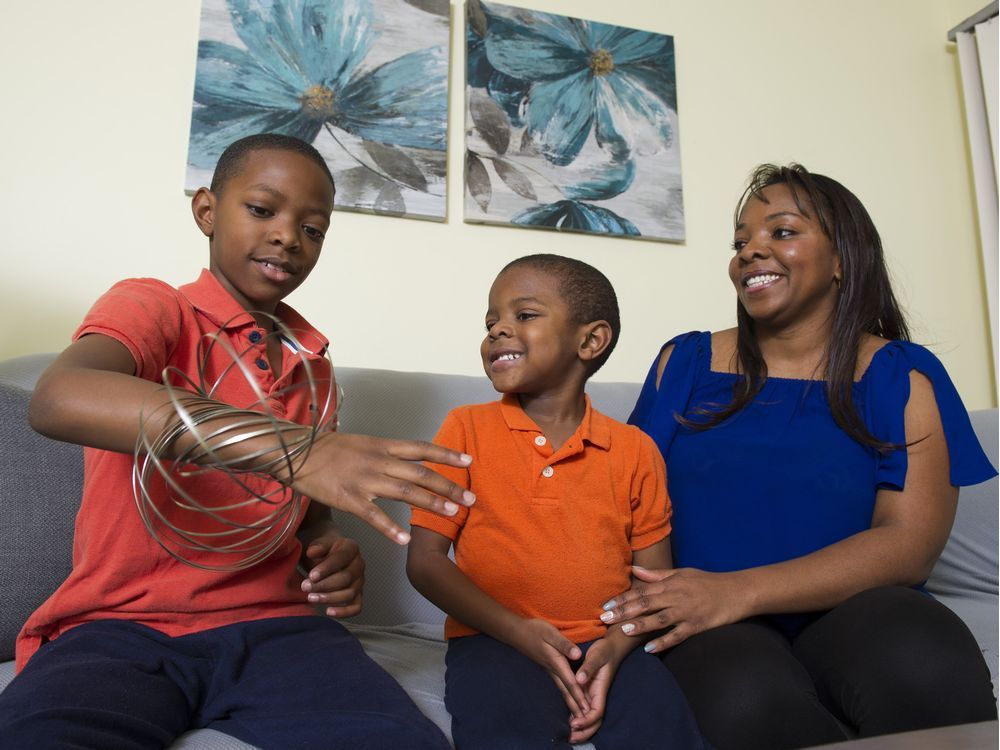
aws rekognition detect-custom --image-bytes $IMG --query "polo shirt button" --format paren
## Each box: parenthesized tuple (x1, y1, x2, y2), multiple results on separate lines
(534, 435, 546, 446)
(541, 466, 554, 478)
(249, 330, 263, 344)
(255, 358, 268, 370)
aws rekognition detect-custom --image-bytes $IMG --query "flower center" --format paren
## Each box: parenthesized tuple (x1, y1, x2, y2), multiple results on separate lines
(299, 85, 337, 120)
(589, 49, 615, 76)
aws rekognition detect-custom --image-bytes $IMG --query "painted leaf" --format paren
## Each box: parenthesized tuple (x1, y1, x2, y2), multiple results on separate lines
(466, 151, 492, 212)
(404, 0, 449, 18)
(492, 158, 537, 201)
(469, 89, 511, 156)
(374, 181, 406, 216)
(333, 166, 389, 207)
(364, 142, 428, 192)
(467, 0, 488, 38)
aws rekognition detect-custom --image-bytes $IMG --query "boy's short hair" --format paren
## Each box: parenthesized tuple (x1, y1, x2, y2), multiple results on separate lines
(210, 133, 336, 197)
(500, 254, 620, 375)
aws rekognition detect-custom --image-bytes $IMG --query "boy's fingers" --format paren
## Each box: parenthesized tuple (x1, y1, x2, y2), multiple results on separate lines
(556, 664, 590, 716)
(551, 672, 586, 718)
(305, 539, 332, 560)
(324, 603, 362, 618)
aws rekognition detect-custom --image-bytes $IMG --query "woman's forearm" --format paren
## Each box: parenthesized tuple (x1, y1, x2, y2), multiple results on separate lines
(734, 521, 947, 618)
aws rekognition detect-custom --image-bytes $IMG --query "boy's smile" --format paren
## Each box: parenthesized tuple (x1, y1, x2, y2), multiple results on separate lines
(481, 266, 588, 400)
(192, 148, 334, 318)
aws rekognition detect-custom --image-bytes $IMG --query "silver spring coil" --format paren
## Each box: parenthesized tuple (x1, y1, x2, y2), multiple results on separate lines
(132, 313, 341, 572)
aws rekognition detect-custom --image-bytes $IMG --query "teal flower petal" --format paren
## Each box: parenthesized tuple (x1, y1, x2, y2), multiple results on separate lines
(513, 199, 640, 235)
(562, 158, 635, 201)
(339, 46, 449, 150)
(523, 71, 595, 166)
(623, 57, 677, 112)
(593, 70, 673, 159)
(590, 25, 672, 66)
(300, 0, 374, 88)
(195, 41, 302, 111)
(483, 7, 588, 80)
(188, 107, 321, 169)
(226, 0, 313, 92)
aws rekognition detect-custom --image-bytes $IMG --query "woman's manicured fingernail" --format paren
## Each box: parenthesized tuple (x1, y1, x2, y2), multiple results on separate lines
(644, 642, 657, 653)
(463, 490, 476, 505)
(460, 453, 473, 464)
(602, 599, 617, 611)
(444, 501, 458, 515)
(600, 611, 614, 623)
(308, 594, 320, 603)
(621, 623, 636, 635)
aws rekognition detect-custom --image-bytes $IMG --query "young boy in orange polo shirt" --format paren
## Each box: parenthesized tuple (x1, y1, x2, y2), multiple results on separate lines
(407, 255, 708, 749)
(0, 134, 472, 749)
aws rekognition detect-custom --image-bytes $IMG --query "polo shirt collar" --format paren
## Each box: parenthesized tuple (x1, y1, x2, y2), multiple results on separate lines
(180, 269, 329, 355)
(498, 392, 612, 450)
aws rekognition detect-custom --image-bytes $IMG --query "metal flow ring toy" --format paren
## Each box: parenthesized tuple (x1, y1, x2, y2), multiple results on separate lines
(133, 313, 341, 572)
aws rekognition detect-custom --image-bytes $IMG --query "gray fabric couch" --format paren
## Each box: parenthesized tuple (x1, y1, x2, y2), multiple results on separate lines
(0, 353, 996, 749)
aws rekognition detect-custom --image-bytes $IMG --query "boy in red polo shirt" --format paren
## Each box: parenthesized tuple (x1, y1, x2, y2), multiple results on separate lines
(407, 255, 708, 749)
(0, 134, 472, 749)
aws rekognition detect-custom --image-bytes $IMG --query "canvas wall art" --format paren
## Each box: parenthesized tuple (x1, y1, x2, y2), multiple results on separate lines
(464, 0, 683, 241)
(186, 0, 451, 221)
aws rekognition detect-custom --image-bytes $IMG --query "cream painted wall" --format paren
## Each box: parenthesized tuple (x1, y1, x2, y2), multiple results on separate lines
(2, 0, 995, 408)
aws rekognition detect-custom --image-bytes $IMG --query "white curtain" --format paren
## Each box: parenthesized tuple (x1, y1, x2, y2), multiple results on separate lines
(952, 5, 999, 381)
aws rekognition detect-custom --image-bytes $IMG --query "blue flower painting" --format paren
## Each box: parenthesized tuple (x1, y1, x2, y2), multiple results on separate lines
(187, 0, 451, 221)
(464, 0, 684, 241)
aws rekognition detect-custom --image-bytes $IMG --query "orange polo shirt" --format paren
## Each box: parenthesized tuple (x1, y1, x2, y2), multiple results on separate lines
(16, 270, 333, 670)
(410, 395, 670, 643)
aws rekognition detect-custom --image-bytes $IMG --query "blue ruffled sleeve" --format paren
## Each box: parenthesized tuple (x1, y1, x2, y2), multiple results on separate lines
(863, 341, 997, 490)
(628, 331, 708, 457)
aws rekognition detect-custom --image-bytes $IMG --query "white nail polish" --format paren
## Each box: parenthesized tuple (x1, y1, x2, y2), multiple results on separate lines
(621, 623, 635, 635)
(600, 611, 613, 623)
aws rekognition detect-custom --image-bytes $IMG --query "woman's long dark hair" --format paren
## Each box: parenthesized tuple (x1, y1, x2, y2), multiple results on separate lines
(685, 164, 910, 450)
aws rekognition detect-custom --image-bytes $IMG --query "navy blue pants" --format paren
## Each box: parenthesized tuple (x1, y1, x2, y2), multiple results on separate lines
(445, 634, 709, 750)
(0, 616, 450, 750)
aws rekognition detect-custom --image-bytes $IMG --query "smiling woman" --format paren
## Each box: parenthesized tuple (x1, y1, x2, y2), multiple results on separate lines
(604, 164, 1000, 749)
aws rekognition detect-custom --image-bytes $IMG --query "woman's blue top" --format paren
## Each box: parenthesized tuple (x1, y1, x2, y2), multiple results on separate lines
(629, 331, 996, 585)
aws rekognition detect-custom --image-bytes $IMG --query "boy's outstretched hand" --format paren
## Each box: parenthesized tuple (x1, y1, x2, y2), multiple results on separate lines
(287, 432, 475, 545)
(301, 533, 365, 618)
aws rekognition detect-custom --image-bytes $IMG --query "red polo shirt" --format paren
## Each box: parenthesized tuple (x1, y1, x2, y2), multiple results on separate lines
(411, 395, 670, 643)
(16, 270, 334, 670)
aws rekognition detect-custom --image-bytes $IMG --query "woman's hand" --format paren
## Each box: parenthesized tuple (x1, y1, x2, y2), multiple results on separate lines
(600, 566, 753, 653)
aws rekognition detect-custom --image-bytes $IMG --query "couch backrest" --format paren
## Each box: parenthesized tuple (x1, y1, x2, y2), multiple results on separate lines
(0, 380, 79, 661)
(0, 354, 996, 658)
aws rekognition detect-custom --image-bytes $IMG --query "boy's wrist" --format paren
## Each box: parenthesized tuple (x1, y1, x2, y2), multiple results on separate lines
(600, 625, 639, 662)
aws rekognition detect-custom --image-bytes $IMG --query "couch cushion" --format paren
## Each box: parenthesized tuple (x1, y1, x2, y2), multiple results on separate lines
(0, 382, 81, 662)
(926, 408, 998, 687)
